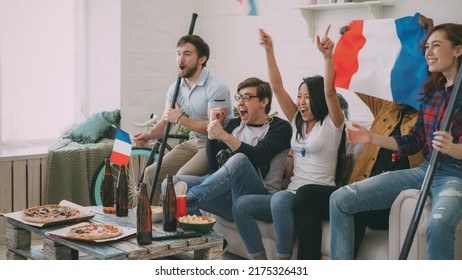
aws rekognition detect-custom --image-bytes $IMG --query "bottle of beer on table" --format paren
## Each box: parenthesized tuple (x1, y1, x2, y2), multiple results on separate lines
(102, 158, 114, 207)
(136, 182, 152, 245)
(116, 164, 129, 217)
(163, 174, 177, 232)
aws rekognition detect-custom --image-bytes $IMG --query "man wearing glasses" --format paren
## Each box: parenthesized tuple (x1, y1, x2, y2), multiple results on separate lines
(162, 77, 292, 221)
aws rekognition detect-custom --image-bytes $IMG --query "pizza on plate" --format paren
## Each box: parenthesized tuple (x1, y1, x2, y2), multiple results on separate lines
(67, 224, 123, 240)
(22, 205, 82, 223)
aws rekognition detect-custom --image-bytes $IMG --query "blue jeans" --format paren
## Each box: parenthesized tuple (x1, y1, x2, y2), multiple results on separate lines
(161, 153, 268, 221)
(330, 161, 462, 260)
(271, 191, 297, 258)
(233, 194, 272, 257)
(233, 190, 296, 258)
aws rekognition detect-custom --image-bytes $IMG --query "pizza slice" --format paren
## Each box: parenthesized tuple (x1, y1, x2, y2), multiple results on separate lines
(67, 224, 123, 240)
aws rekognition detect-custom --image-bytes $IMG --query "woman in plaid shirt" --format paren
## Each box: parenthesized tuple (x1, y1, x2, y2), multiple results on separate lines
(330, 23, 462, 260)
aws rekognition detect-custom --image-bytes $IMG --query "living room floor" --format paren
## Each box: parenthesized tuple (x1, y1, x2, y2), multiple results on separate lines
(0, 238, 245, 260)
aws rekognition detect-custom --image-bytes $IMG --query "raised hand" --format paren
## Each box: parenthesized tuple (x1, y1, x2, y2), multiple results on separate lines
(259, 29, 274, 53)
(207, 119, 226, 140)
(316, 25, 334, 59)
(209, 108, 226, 124)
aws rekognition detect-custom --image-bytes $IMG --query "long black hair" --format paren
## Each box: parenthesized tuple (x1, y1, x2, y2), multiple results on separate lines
(295, 75, 329, 141)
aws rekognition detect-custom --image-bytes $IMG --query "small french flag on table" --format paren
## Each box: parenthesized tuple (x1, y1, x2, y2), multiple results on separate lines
(110, 128, 132, 166)
(333, 13, 429, 109)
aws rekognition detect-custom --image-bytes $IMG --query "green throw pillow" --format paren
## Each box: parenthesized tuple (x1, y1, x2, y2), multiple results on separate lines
(63, 109, 121, 144)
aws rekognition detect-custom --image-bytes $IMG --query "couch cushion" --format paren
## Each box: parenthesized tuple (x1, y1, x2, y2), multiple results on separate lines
(320, 220, 389, 260)
(211, 214, 298, 259)
(213, 214, 389, 260)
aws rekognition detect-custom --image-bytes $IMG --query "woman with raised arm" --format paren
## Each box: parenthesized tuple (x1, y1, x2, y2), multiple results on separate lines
(232, 26, 346, 259)
(330, 23, 462, 260)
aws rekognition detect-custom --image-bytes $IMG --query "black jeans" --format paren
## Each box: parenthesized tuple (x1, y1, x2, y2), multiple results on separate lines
(294, 184, 339, 260)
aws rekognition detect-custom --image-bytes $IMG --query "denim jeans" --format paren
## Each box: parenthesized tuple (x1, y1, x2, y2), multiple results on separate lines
(161, 153, 268, 221)
(233, 194, 272, 257)
(233, 190, 296, 258)
(330, 161, 462, 260)
(271, 190, 296, 258)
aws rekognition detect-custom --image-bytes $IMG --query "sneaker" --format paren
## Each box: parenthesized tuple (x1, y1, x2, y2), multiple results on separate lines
(174, 181, 188, 196)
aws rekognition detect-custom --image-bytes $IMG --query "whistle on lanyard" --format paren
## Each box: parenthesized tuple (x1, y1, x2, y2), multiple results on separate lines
(392, 152, 397, 163)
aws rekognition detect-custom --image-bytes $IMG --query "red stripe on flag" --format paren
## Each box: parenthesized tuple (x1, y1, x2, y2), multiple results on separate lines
(110, 150, 130, 166)
(334, 20, 366, 89)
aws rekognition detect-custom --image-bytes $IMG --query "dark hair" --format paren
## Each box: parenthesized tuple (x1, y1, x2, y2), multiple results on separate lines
(338, 93, 349, 120)
(295, 75, 329, 141)
(421, 23, 462, 93)
(237, 77, 272, 114)
(177, 35, 210, 67)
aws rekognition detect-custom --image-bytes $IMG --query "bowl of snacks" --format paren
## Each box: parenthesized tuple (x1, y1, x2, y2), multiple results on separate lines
(178, 215, 216, 234)
(133, 206, 163, 223)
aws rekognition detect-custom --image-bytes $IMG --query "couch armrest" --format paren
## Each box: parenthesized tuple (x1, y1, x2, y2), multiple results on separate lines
(389, 188, 462, 260)
(389, 189, 430, 260)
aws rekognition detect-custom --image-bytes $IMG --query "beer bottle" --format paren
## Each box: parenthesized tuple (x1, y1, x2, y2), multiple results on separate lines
(115, 165, 129, 217)
(101, 158, 114, 207)
(136, 182, 152, 245)
(163, 174, 177, 232)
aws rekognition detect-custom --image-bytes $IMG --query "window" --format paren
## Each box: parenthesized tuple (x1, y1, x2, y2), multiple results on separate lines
(0, 0, 120, 142)
(0, 0, 77, 141)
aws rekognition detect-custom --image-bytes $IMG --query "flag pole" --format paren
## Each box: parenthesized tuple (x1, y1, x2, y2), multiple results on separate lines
(147, 13, 198, 204)
(399, 66, 462, 259)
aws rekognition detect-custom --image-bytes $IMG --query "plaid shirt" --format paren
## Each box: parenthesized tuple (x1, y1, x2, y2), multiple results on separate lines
(393, 81, 462, 164)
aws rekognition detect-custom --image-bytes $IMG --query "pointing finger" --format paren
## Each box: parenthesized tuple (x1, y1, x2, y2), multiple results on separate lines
(324, 24, 331, 38)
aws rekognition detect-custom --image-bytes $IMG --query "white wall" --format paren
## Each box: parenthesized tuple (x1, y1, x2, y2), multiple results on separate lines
(85, 0, 121, 116)
(1, 1, 460, 140)
(118, 0, 461, 133)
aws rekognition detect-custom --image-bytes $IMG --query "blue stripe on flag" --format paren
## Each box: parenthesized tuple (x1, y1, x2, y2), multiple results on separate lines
(391, 13, 428, 109)
(248, 0, 258, 16)
(237, 0, 259, 16)
(115, 128, 131, 144)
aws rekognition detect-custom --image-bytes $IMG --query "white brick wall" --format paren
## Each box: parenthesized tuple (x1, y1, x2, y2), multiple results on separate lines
(120, 0, 462, 134)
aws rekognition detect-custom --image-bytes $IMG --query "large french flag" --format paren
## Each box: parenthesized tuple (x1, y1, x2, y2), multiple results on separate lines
(236, 0, 259, 16)
(333, 13, 428, 109)
(110, 128, 132, 167)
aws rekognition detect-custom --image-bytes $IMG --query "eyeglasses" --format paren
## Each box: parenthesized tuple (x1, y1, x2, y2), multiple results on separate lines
(234, 93, 259, 102)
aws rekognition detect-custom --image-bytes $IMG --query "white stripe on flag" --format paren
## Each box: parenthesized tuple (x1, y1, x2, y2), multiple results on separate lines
(349, 19, 401, 101)
(113, 138, 132, 157)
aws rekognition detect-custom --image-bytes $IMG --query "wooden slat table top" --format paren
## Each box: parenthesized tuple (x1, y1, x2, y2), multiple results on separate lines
(6, 206, 223, 260)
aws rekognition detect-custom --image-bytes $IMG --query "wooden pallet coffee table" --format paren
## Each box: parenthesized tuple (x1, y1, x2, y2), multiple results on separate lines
(5, 206, 223, 260)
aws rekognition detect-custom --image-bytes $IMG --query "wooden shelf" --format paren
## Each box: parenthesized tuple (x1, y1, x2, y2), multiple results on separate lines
(297, 0, 396, 41)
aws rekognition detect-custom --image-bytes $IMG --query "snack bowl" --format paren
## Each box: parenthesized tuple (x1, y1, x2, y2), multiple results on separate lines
(178, 215, 216, 234)
(133, 206, 163, 223)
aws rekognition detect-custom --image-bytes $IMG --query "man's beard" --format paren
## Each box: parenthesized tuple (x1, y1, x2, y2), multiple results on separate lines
(180, 63, 199, 79)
